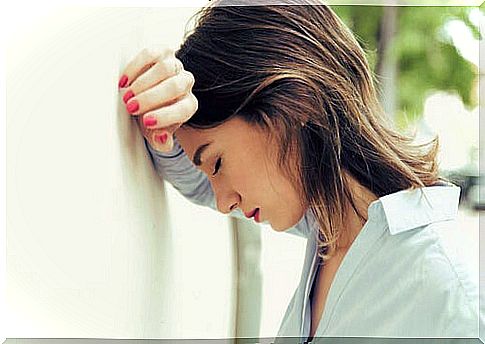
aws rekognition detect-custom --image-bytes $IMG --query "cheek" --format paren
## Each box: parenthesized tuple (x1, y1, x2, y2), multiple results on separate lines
(257, 166, 297, 205)
(225, 163, 271, 200)
(268, 164, 305, 214)
(229, 149, 299, 203)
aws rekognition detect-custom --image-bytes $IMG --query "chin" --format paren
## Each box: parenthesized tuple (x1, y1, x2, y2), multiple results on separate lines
(270, 217, 302, 232)
(264, 206, 306, 232)
(276, 209, 308, 231)
(271, 224, 289, 232)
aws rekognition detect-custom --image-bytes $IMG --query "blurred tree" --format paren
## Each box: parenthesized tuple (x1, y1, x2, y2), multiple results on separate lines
(331, 5, 480, 129)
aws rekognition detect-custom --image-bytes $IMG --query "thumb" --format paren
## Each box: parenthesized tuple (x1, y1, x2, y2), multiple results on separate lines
(148, 124, 180, 153)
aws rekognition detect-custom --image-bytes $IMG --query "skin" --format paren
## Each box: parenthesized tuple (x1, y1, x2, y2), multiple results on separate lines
(121, 46, 379, 340)
(117, 46, 377, 237)
(118, 47, 378, 239)
(175, 116, 307, 231)
(335, 173, 379, 249)
(175, 116, 378, 238)
(175, 116, 378, 341)
(309, 176, 378, 339)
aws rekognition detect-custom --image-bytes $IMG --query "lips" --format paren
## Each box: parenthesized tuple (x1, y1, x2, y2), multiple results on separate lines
(254, 209, 260, 223)
(244, 208, 261, 223)
(244, 208, 258, 218)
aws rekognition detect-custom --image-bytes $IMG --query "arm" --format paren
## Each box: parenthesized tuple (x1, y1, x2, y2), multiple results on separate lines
(120, 47, 307, 237)
(145, 136, 310, 239)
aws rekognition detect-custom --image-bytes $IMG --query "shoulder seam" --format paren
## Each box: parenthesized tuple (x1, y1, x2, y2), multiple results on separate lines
(429, 226, 476, 313)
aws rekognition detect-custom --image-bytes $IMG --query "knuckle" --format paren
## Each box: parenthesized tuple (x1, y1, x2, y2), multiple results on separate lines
(188, 93, 199, 113)
(163, 46, 175, 56)
(179, 100, 192, 116)
(140, 48, 150, 58)
(156, 55, 165, 65)
(172, 76, 187, 94)
(185, 71, 195, 88)
(175, 59, 184, 74)
(142, 48, 158, 61)
(160, 58, 175, 75)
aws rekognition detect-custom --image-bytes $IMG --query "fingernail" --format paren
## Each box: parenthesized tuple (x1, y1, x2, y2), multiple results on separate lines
(118, 75, 128, 88)
(126, 100, 139, 114)
(155, 133, 168, 144)
(123, 90, 135, 104)
(143, 116, 157, 127)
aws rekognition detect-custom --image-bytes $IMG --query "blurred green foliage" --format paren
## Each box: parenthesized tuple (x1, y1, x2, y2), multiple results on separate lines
(331, 6, 480, 129)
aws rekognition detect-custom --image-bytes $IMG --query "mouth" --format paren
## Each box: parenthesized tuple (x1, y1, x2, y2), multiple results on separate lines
(254, 208, 261, 223)
(244, 208, 261, 223)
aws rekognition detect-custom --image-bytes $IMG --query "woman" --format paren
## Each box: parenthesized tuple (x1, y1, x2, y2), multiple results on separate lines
(118, 1, 479, 340)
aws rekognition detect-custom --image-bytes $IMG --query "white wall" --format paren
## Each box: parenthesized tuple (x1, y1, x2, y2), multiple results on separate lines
(6, 7, 237, 338)
(6, 6, 308, 339)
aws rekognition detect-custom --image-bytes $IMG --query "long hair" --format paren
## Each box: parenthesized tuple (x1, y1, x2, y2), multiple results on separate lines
(175, 1, 441, 260)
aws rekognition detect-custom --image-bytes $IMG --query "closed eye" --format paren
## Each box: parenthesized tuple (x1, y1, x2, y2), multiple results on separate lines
(212, 157, 222, 176)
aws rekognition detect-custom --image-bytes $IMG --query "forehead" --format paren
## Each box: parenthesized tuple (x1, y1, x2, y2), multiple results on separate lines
(175, 117, 268, 158)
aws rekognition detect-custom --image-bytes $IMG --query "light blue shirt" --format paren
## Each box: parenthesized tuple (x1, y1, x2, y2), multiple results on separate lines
(145, 138, 480, 340)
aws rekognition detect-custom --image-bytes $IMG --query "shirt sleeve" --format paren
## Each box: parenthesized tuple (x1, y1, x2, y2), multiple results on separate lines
(144, 136, 249, 220)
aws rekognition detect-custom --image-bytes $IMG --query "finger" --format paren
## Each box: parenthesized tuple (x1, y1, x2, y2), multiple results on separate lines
(123, 58, 183, 103)
(134, 98, 178, 136)
(140, 92, 198, 129)
(148, 128, 178, 153)
(125, 70, 195, 116)
(138, 118, 179, 143)
(118, 47, 174, 89)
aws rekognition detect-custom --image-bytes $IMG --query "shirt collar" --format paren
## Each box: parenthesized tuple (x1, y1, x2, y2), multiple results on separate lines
(369, 184, 461, 235)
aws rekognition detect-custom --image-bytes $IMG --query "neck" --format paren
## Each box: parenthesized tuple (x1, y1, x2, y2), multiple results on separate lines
(335, 174, 378, 251)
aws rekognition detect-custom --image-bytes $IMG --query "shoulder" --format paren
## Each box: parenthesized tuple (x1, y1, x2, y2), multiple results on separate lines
(420, 220, 478, 307)
(377, 220, 478, 334)
(382, 218, 476, 294)
(345, 219, 479, 336)
(376, 184, 477, 305)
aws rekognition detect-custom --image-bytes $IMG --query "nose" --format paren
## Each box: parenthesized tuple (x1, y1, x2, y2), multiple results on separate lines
(211, 180, 240, 215)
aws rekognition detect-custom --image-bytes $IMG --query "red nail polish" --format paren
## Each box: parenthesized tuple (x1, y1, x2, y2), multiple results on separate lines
(126, 100, 139, 114)
(123, 90, 135, 104)
(156, 133, 168, 144)
(118, 75, 128, 88)
(144, 116, 157, 127)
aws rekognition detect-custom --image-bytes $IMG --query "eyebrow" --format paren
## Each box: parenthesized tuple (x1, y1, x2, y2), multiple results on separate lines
(192, 142, 212, 167)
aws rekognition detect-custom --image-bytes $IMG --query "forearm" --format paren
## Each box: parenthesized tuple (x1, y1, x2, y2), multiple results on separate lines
(144, 136, 217, 209)
(144, 136, 308, 232)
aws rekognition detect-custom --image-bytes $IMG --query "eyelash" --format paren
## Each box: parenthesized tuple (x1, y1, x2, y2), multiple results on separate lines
(212, 157, 222, 176)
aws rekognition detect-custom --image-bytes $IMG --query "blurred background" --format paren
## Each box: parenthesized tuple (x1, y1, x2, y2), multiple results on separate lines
(5, 3, 483, 340)
(333, 5, 482, 210)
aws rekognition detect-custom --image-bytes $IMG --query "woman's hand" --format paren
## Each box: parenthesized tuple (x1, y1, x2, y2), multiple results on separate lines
(118, 47, 198, 152)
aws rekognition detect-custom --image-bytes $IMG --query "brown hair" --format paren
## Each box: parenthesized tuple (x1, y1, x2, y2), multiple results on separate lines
(175, 1, 441, 260)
